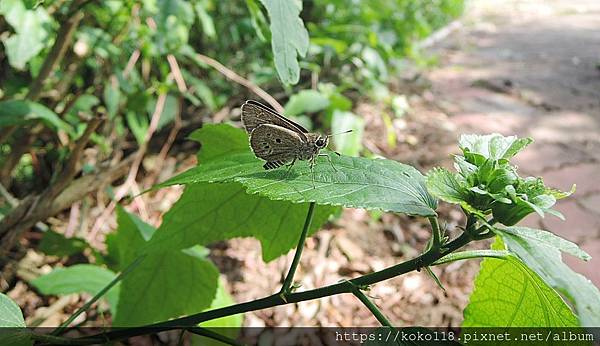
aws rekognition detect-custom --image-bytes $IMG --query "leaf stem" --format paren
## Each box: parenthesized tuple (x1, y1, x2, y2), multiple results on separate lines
(280, 202, 316, 296)
(52, 255, 146, 336)
(428, 216, 442, 251)
(348, 281, 393, 327)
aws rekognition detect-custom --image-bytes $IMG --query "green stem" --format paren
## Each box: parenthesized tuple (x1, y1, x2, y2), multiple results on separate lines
(432, 250, 510, 265)
(52, 255, 146, 336)
(280, 202, 315, 295)
(428, 216, 442, 251)
(59, 230, 473, 345)
(187, 327, 246, 346)
(349, 282, 393, 327)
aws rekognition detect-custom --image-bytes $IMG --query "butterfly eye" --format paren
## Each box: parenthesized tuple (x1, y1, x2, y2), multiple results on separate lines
(316, 138, 325, 147)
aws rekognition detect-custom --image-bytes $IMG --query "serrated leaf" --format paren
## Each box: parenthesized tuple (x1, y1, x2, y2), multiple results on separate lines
(426, 168, 465, 204)
(0, 293, 31, 346)
(494, 226, 591, 261)
(144, 182, 337, 262)
(496, 227, 600, 327)
(284, 90, 330, 116)
(160, 152, 435, 216)
(331, 110, 364, 157)
(259, 0, 309, 84)
(459, 134, 533, 161)
(463, 238, 579, 327)
(111, 208, 219, 326)
(30, 264, 120, 315)
(157, 125, 436, 216)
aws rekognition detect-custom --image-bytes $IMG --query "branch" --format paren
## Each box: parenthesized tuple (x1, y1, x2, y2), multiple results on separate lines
(194, 53, 284, 114)
(348, 281, 393, 327)
(26, 2, 85, 101)
(63, 230, 473, 344)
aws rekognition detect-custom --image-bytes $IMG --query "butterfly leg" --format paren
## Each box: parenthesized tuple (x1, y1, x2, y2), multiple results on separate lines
(309, 157, 316, 188)
(283, 157, 297, 179)
(319, 153, 338, 172)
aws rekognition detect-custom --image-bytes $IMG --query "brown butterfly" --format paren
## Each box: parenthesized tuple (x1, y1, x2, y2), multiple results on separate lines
(241, 100, 350, 186)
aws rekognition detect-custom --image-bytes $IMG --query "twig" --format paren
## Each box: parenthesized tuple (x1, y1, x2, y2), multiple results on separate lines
(53, 255, 146, 336)
(123, 49, 141, 77)
(348, 281, 394, 327)
(0, 182, 18, 207)
(167, 54, 187, 92)
(64, 230, 474, 344)
(280, 202, 315, 297)
(46, 117, 103, 198)
(194, 53, 284, 113)
(89, 93, 166, 238)
(26, 4, 85, 101)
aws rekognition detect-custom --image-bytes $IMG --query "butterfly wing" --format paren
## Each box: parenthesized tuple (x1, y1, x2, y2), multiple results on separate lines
(250, 124, 304, 169)
(241, 100, 308, 141)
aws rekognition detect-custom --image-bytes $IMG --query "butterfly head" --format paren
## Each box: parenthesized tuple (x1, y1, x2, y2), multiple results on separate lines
(315, 135, 329, 149)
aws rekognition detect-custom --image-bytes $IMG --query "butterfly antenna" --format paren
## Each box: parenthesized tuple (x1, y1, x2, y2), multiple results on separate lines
(327, 129, 353, 137)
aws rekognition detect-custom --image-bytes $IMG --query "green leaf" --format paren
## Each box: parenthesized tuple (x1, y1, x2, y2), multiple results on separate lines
(259, 0, 309, 84)
(426, 168, 465, 204)
(194, 0, 216, 39)
(189, 124, 249, 162)
(246, 0, 270, 42)
(463, 238, 579, 327)
(331, 110, 364, 157)
(30, 264, 120, 315)
(145, 182, 337, 262)
(0, 0, 50, 70)
(111, 208, 219, 326)
(158, 124, 437, 216)
(497, 227, 600, 327)
(0, 293, 26, 327)
(38, 230, 88, 257)
(0, 293, 31, 346)
(494, 226, 591, 261)
(192, 279, 243, 346)
(459, 134, 533, 161)
(0, 100, 72, 133)
(103, 82, 121, 119)
(284, 90, 330, 116)
(160, 152, 436, 215)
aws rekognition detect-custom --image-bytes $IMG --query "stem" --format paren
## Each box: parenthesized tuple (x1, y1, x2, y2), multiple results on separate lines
(428, 216, 442, 251)
(52, 255, 146, 335)
(59, 230, 474, 345)
(280, 202, 315, 295)
(187, 327, 245, 346)
(349, 282, 393, 327)
(432, 250, 510, 265)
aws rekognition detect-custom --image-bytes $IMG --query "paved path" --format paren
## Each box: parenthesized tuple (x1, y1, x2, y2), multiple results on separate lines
(427, 0, 600, 286)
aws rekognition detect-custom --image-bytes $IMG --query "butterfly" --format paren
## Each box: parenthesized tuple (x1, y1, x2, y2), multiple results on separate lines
(241, 100, 350, 186)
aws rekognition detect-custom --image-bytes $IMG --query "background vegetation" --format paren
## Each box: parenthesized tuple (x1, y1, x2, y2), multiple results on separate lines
(2, 0, 598, 345)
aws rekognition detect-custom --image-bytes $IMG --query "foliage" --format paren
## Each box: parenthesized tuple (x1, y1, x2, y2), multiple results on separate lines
(1, 0, 598, 344)
(427, 134, 573, 226)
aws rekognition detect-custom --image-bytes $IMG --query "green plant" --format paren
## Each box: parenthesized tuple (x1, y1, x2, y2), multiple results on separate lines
(2, 129, 598, 345)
